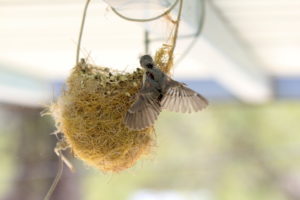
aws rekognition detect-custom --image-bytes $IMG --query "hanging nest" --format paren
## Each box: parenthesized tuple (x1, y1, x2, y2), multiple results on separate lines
(49, 45, 173, 172)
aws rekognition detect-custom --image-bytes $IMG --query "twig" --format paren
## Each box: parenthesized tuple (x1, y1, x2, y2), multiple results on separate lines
(43, 153, 64, 200)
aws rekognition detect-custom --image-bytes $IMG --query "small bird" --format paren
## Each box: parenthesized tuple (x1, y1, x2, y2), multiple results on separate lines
(124, 55, 208, 130)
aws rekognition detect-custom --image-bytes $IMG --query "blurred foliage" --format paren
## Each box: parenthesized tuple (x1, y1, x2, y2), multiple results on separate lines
(0, 128, 16, 198)
(0, 111, 19, 198)
(82, 102, 300, 200)
(1, 102, 300, 200)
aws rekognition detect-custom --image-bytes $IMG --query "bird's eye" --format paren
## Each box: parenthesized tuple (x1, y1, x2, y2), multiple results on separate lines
(146, 63, 153, 68)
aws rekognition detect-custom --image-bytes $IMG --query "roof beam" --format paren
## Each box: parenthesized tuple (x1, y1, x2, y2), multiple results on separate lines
(179, 0, 273, 103)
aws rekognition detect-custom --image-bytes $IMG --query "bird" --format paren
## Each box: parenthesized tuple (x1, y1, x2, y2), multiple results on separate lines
(124, 55, 208, 130)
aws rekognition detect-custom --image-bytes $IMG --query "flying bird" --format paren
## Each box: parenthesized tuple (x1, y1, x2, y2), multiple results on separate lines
(124, 55, 208, 130)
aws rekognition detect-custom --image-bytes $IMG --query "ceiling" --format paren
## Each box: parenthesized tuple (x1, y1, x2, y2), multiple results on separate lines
(0, 0, 299, 106)
(2, 0, 299, 80)
(211, 0, 300, 76)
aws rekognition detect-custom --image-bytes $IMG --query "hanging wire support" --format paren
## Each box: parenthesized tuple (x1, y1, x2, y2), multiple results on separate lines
(76, 0, 91, 64)
(110, 0, 179, 22)
(136, 0, 205, 66)
(175, 0, 206, 65)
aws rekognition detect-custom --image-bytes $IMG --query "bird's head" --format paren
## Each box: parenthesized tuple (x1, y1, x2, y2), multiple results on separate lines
(140, 55, 154, 69)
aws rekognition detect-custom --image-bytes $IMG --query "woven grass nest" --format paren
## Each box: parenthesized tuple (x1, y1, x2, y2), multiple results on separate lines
(50, 46, 173, 172)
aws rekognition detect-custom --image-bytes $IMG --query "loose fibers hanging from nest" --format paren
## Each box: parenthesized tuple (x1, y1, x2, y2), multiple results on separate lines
(50, 46, 173, 172)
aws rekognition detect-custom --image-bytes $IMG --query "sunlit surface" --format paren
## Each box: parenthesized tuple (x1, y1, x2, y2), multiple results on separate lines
(0, 0, 300, 199)
(213, 0, 300, 76)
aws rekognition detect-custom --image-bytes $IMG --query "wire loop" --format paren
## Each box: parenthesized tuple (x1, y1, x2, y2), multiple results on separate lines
(110, 0, 179, 22)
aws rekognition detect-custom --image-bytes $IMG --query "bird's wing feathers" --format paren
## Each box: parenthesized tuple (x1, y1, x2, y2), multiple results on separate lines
(124, 85, 161, 130)
(161, 79, 208, 113)
(125, 69, 208, 129)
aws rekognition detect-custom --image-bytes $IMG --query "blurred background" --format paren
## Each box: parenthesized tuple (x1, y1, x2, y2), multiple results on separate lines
(1, 0, 300, 199)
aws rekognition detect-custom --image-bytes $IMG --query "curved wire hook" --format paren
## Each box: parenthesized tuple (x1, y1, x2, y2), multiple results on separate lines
(110, 0, 179, 22)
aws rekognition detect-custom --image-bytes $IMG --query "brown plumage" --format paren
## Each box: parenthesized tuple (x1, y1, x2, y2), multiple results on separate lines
(124, 86, 161, 130)
(124, 55, 208, 130)
(161, 79, 208, 113)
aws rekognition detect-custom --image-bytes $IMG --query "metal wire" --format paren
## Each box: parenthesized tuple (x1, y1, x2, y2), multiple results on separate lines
(76, 0, 91, 64)
(175, 0, 206, 65)
(143, 0, 206, 66)
(110, 0, 179, 22)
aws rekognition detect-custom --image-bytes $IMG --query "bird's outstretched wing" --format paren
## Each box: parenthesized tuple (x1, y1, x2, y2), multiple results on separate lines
(124, 85, 161, 130)
(161, 79, 208, 113)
